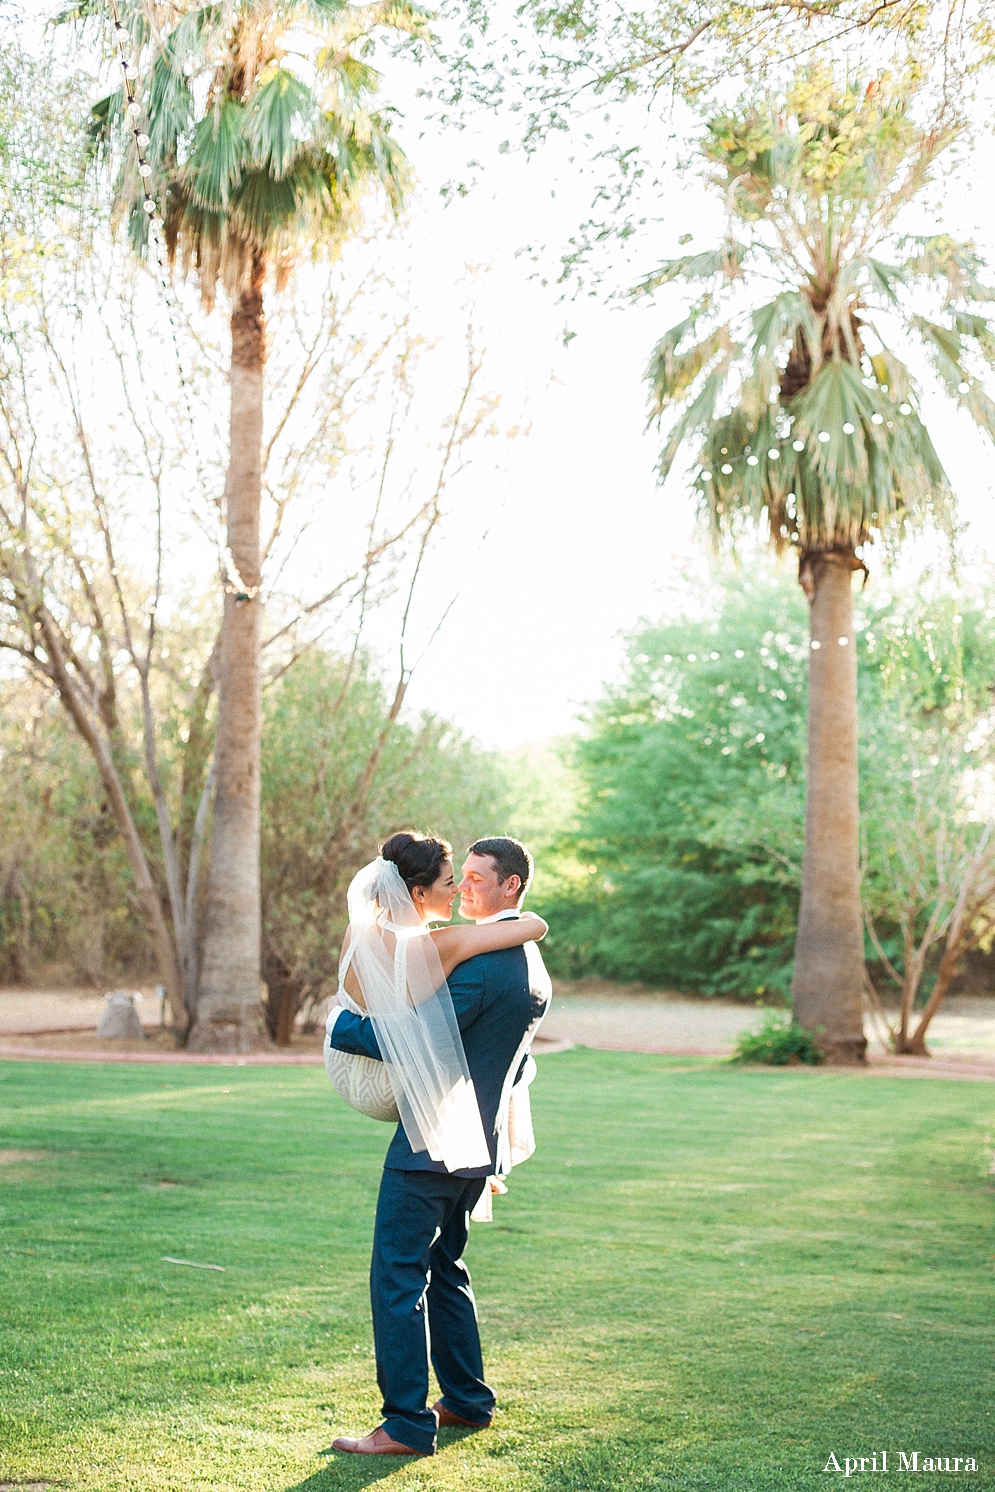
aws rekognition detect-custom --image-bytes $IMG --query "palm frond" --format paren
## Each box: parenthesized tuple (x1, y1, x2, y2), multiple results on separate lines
(911, 316, 995, 440)
(145, 52, 194, 165)
(641, 67, 982, 566)
(87, 90, 119, 150)
(314, 48, 381, 106)
(184, 98, 248, 211)
(645, 309, 733, 414)
(749, 292, 811, 356)
(50, 0, 95, 22)
(634, 244, 744, 297)
(952, 312, 995, 367)
(367, 127, 408, 208)
(163, 7, 222, 74)
(62, 0, 413, 304)
(903, 235, 995, 305)
(912, 314, 978, 396)
(694, 360, 951, 558)
(231, 168, 299, 239)
(868, 350, 915, 405)
(326, 0, 431, 48)
(863, 257, 905, 306)
(245, 67, 314, 179)
(656, 371, 725, 484)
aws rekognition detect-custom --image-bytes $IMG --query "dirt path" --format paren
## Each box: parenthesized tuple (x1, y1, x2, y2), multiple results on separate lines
(3, 984, 995, 1080)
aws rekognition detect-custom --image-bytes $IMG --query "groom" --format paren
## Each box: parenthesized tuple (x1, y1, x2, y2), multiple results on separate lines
(328, 836, 552, 1457)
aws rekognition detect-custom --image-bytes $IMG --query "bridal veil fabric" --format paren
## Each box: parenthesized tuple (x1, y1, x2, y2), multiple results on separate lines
(326, 857, 491, 1174)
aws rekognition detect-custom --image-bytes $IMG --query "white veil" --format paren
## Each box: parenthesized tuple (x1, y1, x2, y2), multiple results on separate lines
(342, 857, 491, 1173)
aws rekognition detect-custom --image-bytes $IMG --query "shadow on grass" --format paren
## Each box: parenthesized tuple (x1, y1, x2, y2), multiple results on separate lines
(286, 1433, 682, 1492)
(286, 1427, 485, 1490)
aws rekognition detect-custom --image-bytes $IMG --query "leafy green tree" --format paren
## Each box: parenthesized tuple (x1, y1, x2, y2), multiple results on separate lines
(0, 646, 507, 1003)
(72, 0, 421, 1051)
(443, 0, 986, 249)
(639, 67, 995, 1060)
(539, 572, 808, 996)
(260, 649, 508, 1040)
(540, 567, 995, 1031)
(0, 678, 147, 987)
(859, 589, 995, 1051)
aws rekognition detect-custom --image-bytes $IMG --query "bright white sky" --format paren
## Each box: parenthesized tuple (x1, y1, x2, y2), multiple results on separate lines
(363, 69, 995, 748)
(343, 91, 708, 750)
(18, 4, 995, 748)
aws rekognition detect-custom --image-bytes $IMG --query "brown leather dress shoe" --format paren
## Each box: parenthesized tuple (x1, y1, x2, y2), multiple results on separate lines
(432, 1399, 493, 1429)
(332, 1426, 431, 1455)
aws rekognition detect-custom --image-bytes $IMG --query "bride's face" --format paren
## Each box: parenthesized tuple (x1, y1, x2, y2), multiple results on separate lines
(412, 858, 456, 923)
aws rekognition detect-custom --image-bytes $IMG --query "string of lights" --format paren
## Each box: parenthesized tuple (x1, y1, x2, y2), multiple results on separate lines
(698, 403, 921, 482)
(107, 0, 260, 603)
(698, 379, 976, 483)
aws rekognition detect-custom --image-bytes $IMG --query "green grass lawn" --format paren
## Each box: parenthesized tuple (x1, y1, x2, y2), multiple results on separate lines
(0, 1050, 993, 1492)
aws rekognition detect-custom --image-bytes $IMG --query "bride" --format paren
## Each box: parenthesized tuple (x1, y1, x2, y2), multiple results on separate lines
(324, 830, 547, 1173)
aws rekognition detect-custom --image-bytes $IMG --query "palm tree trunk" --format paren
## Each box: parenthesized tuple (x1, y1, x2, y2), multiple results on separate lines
(792, 552, 867, 1064)
(189, 257, 269, 1053)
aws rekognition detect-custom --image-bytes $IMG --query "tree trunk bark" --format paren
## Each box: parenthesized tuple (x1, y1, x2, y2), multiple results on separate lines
(189, 258, 269, 1053)
(905, 959, 956, 1054)
(792, 553, 868, 1064)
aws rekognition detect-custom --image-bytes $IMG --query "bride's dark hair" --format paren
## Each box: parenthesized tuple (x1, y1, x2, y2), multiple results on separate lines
(380, 831, 453, 893)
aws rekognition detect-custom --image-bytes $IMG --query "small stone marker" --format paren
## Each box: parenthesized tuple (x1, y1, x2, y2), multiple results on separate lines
(96, 991, 145, 1040)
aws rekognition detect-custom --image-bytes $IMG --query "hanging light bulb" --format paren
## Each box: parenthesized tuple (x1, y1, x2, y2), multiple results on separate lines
(899, 403, 912, 415)
(747, 455, 759, 466)
(721, 463, 733, 475)
(139, 163, 152, 177)
(792, 439, 804, 451)
(958, 381, 970, 393)
(700, 471, 713, 482)
(871, 413, 884, 425)
(137, 133, 150, 148)
(767, 448, 779, 460)
(842, 422, 855, 434)
(127, 100, 141, 117)
(818, 431, 830, 443)
(142, 198, 156, 213)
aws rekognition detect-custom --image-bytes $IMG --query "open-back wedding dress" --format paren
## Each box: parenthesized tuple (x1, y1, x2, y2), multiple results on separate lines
(323, 857, 491, 1174)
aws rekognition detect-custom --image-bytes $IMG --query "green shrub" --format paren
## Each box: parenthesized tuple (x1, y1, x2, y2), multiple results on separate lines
(731, 1008, 824, 1065)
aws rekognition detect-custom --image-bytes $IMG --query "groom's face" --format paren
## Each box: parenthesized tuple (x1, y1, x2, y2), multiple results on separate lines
(457, 853, 521, 921)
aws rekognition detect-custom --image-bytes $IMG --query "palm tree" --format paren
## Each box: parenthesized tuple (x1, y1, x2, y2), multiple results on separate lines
(78, 0, 420, 1050)
(641, 66, 995, 1062)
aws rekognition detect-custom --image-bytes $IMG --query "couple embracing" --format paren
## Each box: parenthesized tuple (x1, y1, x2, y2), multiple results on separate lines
(324, 830, 552, 1457)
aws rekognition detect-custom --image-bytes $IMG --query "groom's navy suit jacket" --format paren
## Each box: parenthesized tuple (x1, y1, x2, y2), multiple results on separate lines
(329, 943, 551, 1180)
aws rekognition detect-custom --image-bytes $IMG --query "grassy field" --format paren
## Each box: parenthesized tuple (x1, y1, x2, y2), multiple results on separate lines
(0, 1050, 993, 1492)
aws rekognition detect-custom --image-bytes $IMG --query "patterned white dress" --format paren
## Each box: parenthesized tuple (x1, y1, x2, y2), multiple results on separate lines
(323, 942, 400, 1122)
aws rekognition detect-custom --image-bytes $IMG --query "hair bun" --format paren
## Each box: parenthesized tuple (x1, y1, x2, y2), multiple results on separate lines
(379, 830, 453, 893)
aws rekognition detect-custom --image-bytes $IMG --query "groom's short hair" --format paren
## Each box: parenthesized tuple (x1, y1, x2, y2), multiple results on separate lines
(468, 837, 533, 902)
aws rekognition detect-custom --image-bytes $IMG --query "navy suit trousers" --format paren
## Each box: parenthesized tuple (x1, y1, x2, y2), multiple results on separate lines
(371, 1167, 494, 1452)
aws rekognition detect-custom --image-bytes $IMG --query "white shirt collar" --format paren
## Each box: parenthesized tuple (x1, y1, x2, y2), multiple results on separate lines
(477, 908, 521, 924)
